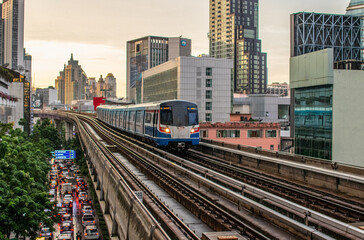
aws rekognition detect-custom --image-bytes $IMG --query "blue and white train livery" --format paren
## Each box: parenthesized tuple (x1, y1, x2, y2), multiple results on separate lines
(96, 100, 199, 150)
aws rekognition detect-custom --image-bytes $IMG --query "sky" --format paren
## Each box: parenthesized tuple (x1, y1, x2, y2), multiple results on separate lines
(24, 0, 351, 98)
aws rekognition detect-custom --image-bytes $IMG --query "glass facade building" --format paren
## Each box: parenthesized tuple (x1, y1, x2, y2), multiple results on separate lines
(142, 67, 178, 103)
(294, 85, 333, 160)
(127, 36, 191, 104)
(209, 0, 267, 94)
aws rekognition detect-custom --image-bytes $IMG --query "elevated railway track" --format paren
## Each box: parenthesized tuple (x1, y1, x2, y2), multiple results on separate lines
(35, 111, 364, 240)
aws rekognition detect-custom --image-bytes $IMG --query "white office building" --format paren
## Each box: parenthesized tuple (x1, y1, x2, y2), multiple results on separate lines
(142, 56, 233, 123)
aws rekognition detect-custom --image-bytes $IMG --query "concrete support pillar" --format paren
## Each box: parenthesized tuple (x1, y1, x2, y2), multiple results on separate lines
(104, 197, 110, 214)
(100, 188, 104, 201)
(96, 178, 101, 190)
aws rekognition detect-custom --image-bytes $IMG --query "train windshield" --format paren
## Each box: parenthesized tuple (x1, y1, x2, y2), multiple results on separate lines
(160, 109, 173, 125)
(188, 108, 198, 125)
(160, 106, 198, 126)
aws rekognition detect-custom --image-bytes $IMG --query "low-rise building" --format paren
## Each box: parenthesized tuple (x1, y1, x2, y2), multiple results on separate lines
(0, 72, 17, 124)
(142, 56, 233, 123)
(266, 82, 290, 96)
(34, 87, 58, 108)
(233, 94, 290, 123)
(290, 48, 364, 167)
(200, 122, 281, 151)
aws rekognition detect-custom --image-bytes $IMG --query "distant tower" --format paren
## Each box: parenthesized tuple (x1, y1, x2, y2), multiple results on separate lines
(105, 73, 117, 98)
(346, 0, 364, 63)
(55, 54, 88, 104)
(2, 0, 25, 70)
(209, 0, 267, 94)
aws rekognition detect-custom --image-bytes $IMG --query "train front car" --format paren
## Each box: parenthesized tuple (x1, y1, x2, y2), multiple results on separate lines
(157, 100, 199, 150)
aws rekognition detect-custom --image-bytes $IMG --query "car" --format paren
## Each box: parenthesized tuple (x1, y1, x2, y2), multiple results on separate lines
(82, 205, 93, 215)
(57, 233, 72, 240)
(61, 213, 72, 222)
(82, 214, 95, 227)
(48, 191, 56, 203)
(39, 227, 53, 240)
(49, 180, 58, 189)
(60, 221, 73, 233)
(63, 194, 73, 202)
(84, 225, 99, 240)
(78, 191, 87, 200)
(58, 207, 69, 217)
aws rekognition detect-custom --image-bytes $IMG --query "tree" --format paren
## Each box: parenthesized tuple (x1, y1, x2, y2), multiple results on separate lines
(0, 123, 12, 138)
(0, 122, 59, 239)
(31, 118, 63, 150)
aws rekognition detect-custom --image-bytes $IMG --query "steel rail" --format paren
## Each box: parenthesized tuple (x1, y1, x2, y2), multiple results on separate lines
(77, 114, 273, 240)
(186, 149, 364, 223)
(76, 115, 200, 240)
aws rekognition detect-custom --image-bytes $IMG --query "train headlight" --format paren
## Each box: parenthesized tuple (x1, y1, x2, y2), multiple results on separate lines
(190, 127, 200, 133)
(160, 127, 171, 133)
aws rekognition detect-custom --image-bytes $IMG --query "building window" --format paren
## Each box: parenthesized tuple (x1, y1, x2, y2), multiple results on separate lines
(270, 145, 274, 150)
(201, 130, 208, 138)
(206, 79, 212, 87)
(206, 67, 212, 76)
(217, 130, 240, 138)
(206, 113, 212, 122)
(206, 90, 212, 99)
(266, 130, 277, 138)
(196, 78, 202, 88)
(247, 130, 262, 138)
(206, 102, 212, 111)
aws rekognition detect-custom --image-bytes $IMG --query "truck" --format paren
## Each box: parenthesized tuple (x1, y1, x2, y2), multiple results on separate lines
(62, 183, 73, 196)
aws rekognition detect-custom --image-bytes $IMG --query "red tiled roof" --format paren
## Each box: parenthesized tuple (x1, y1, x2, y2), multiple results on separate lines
(200, 122, 280, 129)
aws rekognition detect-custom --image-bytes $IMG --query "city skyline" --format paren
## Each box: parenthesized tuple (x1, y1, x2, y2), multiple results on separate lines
(24, 0, 350, 98)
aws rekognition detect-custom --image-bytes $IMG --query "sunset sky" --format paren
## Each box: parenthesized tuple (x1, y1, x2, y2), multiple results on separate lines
(24, 0, 351, 98)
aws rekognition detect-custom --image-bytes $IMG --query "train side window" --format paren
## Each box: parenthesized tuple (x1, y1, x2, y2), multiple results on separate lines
(119, 111, 122, 127)
(154, 111, 158, 125)
(145, 113, 151, 124)
(123, 112, 127, 129)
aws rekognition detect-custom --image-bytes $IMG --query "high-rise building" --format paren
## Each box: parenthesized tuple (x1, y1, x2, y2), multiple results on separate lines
(0, 3, 4, 67)
(346, 0, 364, 64)
(127, 36, 191, 103)
(209, 0, 267, 94)
(55, 54, 87, 105)
(55, 67, 65, 104)
(2, 0, 24, 70)
(290, 12, 363, 160)
(290, 48, 364, 167)
(290, 12, 362, 61)
(104, 73, 116, 98)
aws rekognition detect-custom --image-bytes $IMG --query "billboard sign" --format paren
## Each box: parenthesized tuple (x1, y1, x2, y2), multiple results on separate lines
(53, 150, 76, 159)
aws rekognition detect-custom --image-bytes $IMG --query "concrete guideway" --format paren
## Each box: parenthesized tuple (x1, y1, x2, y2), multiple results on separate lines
(197, 141, 364, 198)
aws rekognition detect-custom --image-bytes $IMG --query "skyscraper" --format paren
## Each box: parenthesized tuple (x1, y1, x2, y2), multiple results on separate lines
(126, 36, 192, 103)
(346, 0, 364, 63)
(209, 0, 267, 94)
(2, 0, 24, 70)
(55, 54, 88, 105)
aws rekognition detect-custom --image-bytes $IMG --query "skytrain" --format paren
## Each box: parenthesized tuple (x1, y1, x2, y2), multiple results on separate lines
(96, 100, 200, 150)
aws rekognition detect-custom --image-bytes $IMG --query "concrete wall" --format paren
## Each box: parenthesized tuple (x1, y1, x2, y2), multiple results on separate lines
(332, 70, 364, 167)
(179, 56, 232, 123)
(290, 48, 334, 89)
